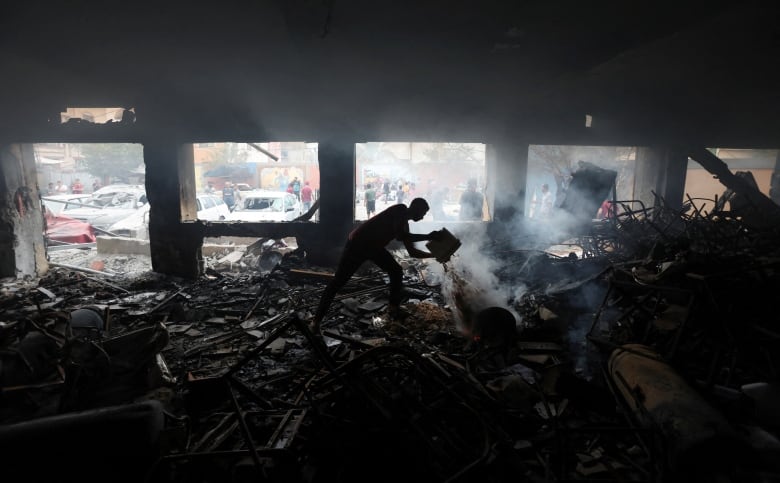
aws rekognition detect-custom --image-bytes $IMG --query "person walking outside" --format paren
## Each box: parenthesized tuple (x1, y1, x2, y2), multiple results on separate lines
(301, 181, 313, 212)
(309, 198, 443, 333)
(71, 179, 84, 194)
(364, 183, 377, 218)
(222, 182, 237, 211)
(292, 177, 302, 200)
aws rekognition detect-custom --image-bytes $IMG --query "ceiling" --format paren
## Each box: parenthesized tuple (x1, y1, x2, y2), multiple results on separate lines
(0, 0, 777, 146)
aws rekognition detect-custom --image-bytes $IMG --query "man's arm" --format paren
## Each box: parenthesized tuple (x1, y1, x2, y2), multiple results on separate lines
(401, 229, 446, 258)
(403, 238, 434, 259)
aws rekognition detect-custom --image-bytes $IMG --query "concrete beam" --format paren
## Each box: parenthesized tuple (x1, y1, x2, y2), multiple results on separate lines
(96, 236, 151, 256)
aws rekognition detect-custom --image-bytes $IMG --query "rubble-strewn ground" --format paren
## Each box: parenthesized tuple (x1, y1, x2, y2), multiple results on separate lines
(3, 198, 780, 483)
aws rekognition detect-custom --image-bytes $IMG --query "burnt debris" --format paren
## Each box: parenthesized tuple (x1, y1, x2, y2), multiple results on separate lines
(1, 197, 780, 483)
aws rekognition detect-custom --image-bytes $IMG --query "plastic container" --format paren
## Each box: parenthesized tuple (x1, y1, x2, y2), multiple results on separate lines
(425, 228, 461, 263)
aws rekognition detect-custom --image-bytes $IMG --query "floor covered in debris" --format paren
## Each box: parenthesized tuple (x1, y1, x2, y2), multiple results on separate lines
(2, 201, 780, 483)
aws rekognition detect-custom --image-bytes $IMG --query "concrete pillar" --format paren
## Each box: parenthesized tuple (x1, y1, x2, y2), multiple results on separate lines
(296, 140, 355, 266)
(634, 147, 687, 212)
(486, 142, 529, 222)
(0, 144, 47, 278)
(178, 145, 198, 222)
(144, 142, 203, 278)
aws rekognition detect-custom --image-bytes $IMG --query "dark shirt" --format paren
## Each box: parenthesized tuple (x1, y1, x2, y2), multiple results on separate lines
(348, 204, 409, 250)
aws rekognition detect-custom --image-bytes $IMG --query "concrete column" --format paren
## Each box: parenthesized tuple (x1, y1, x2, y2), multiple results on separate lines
(486, 142, 529, 222)
(296, 140, 355, 266)
(634, 147, 687, 212)
(178, 145, 198, 221)
(0, 144, 47, 278)
(144, 142, 203, 278)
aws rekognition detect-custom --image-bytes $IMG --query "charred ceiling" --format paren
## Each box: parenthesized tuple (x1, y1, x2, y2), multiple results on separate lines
(0, 0, 777, 145)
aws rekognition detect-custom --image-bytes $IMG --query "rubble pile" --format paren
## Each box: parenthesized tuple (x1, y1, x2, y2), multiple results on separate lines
(1, 198, 780, 482)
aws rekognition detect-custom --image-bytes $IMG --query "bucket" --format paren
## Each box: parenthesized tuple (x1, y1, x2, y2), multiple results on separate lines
(425, 228, 461, 263)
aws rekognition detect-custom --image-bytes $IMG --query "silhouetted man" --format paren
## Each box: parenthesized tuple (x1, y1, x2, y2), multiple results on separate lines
(310, 198, 442, 332)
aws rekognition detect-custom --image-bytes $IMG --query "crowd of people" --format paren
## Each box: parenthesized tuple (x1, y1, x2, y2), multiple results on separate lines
(206, 177, 317, 212)
(359, 177, 487, 222)
(44, 178, 102, 196)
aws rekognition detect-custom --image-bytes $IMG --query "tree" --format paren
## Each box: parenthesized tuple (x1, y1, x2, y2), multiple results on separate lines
(77, 143, 144, 183)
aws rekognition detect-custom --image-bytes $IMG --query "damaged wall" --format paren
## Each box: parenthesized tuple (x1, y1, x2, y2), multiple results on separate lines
(0, 144, 47, 278)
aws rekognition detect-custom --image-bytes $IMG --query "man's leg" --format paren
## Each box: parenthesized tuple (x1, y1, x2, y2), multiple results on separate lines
(311, 245, 365, 331)
(369, 249, 404, 316)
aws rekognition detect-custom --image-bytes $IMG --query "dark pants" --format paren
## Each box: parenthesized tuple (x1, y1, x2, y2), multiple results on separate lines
(314, 241, 402, 322)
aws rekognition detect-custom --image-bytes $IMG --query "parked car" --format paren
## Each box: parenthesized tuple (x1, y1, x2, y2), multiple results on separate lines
(62, 186, 148, 230)
(226, 190, 302, 222)
(196, 194, 231, 221)
(107, 194, 231, 238)
(41, 194, 93, 215)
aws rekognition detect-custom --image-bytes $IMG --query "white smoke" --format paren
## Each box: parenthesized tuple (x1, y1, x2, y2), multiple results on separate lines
(433, 224, 525, 333)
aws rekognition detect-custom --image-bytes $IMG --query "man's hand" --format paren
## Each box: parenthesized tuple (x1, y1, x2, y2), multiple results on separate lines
(428, 229, 445, 241)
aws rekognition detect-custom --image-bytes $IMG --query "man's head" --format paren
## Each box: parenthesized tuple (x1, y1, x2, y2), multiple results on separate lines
(541, 183, 549, 192)
(408, 198, 429, 221)
(467, 178, 477, 191)
(305, 181, 309, 186)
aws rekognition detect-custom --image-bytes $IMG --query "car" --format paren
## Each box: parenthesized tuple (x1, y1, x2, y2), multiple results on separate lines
(41, 193, 93, 215)
(234, 183, 252, 192)
(196, 194, 231, 221)
(62, 186, 148, 230)
(107, 194, 231, 238)
(226, 190, 302, 222)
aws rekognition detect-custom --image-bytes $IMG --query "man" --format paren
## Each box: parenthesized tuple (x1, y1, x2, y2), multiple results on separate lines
(310, 198, 442, 333)
(301, 181, 313, 212)
(364, 183, 376, 218)
(222, 182, 236, 211)
(291, 177, 301, 201)
(71, 178, 84, 194)
(205, 181, 215, 194)
(55, 180, 68, 193)
(459, 178, 483, 221)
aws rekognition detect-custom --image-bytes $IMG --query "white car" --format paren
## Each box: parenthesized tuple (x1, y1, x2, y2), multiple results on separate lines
(62, 186, 148, 230)
(107, 194, 231, 238)
(227, 190, 302, 222)
(41, 193, 93, 215)
(196, 194, 231, 220)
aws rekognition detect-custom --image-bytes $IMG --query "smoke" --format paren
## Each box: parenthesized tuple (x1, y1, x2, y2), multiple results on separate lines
(432, 223, 525, 334)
